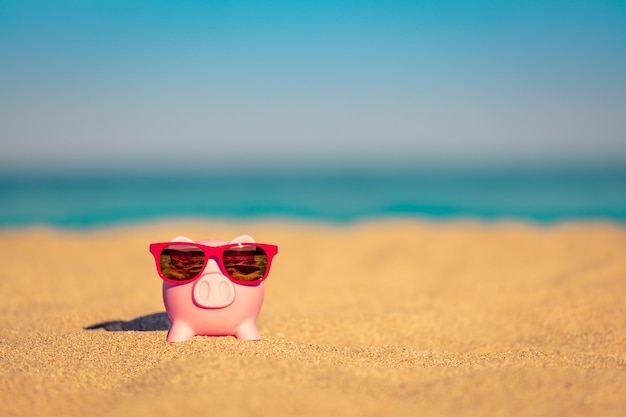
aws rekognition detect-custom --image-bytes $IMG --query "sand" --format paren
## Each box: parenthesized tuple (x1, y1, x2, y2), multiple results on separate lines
(0, 220, 624, 416)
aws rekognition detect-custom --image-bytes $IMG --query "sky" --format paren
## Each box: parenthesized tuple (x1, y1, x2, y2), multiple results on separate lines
(1, 0, 625, 173)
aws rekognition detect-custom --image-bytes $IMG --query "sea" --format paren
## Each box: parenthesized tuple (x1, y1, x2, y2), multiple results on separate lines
(1, 166, 626, 228)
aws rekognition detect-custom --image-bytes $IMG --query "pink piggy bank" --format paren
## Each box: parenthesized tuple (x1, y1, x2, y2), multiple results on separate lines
(149, 235, 278, 343)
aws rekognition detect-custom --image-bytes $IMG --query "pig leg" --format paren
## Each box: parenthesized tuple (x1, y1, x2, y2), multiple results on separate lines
(234, 320, 261, 341)
(167, 320, 195, 343)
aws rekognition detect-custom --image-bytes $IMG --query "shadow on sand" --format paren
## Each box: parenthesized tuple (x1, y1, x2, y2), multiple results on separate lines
(85, 312, 171, 332)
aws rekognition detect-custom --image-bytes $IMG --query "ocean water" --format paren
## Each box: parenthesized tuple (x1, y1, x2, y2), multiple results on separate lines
(1, 167, 625, 228)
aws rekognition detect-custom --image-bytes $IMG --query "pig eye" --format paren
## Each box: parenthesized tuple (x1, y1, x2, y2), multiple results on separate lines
(160, 244, 206, 281)
(223, 245, 268, 282)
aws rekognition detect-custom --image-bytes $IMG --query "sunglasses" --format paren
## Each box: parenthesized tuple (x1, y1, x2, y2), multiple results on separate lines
(149, 242, 278, 285)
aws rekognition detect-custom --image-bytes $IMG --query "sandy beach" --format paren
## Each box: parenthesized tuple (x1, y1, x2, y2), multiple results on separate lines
(0, 220, 624, 416)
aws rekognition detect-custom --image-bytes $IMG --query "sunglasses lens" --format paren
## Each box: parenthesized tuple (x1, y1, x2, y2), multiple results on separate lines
(223, 245, 269, 282)
(159, 244, 205, 281)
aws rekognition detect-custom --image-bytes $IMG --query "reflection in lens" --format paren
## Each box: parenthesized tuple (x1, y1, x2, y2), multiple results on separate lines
(160, 244, 205, 281)
(223, 245, 267, 282)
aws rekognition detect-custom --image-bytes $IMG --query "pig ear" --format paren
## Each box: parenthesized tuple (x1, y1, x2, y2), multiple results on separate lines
(171, 236, 195, 243)
(230, 235, 255, 244)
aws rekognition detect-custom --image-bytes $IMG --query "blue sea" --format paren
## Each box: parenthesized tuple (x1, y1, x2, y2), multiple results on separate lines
(1, 167, 626, 228)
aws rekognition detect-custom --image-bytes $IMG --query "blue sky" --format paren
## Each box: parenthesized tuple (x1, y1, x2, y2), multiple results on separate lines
(1, 0, 625, 173)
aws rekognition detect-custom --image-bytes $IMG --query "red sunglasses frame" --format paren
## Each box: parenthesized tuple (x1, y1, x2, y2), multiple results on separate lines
(149, 242, 278, 286)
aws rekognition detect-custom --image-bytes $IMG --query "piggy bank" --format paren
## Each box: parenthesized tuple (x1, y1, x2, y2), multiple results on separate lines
(149, 235, 277, 343)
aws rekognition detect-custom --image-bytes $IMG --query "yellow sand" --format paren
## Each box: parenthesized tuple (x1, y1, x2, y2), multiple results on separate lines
(1, 220, 624, 416)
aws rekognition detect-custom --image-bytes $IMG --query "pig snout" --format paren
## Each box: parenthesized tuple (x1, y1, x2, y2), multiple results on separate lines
(192, 274, 236, 308)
